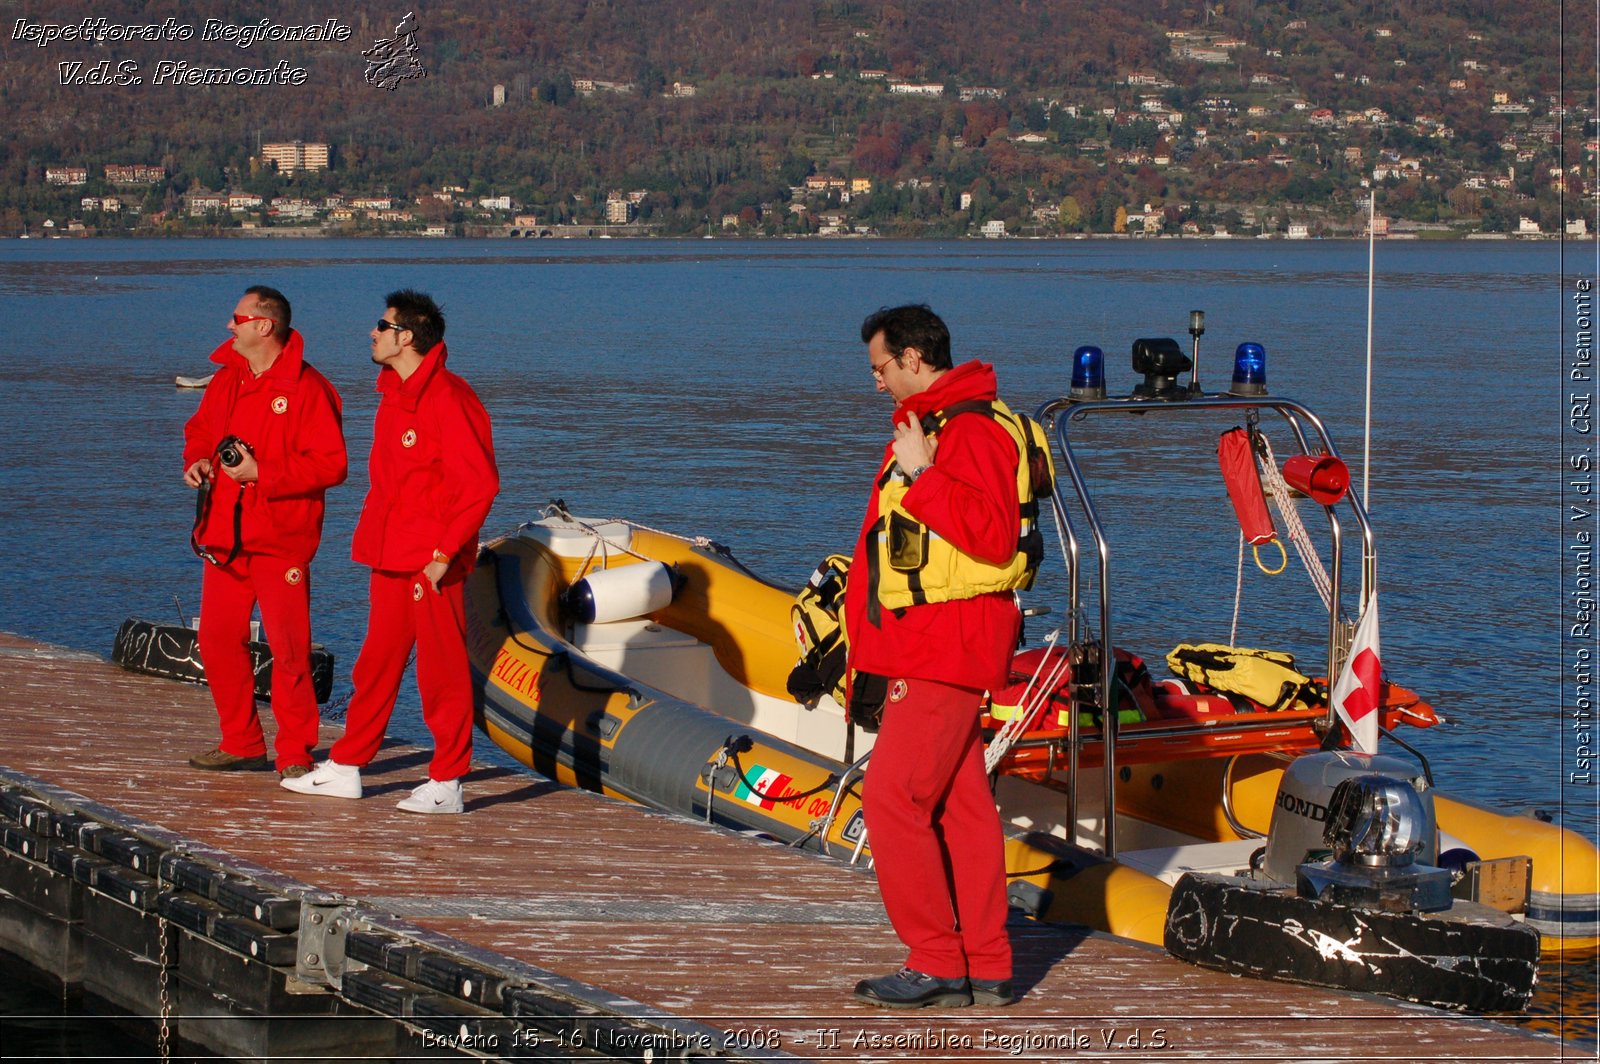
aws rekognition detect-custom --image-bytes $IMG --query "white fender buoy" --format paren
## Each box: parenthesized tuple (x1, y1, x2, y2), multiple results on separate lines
(565, 562, 677, 624)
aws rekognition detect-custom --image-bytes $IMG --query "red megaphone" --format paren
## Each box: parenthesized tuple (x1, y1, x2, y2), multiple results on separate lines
(1283, 453, 1350, 506)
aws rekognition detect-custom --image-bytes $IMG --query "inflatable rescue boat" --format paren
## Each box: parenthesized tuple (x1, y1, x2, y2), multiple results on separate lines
(464, 329, 1594, 1013)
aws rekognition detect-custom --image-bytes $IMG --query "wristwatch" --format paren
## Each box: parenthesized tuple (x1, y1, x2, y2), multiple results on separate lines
(908, 463, 931, 481)
(431, 549, 450, 565)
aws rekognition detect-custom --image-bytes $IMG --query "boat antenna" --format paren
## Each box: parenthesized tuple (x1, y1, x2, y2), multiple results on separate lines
(1363, 191, 1376, 511)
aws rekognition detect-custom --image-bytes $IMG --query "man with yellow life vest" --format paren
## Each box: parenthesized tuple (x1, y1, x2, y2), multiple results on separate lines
(845, 304, 1039, 1009)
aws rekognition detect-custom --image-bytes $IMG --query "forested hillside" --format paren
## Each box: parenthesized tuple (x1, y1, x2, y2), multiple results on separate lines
(1, 0, 1590, 236)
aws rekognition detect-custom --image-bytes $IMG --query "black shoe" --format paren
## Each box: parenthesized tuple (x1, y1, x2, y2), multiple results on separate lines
(971, 977, 1018, 1006)
(853, 968, 972, 1008)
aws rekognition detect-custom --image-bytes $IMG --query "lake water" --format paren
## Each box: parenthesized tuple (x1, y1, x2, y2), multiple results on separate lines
(0, 237, 1593, 1047)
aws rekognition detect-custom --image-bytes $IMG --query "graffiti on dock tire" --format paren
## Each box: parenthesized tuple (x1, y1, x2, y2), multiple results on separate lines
(111, 618, 334, 703)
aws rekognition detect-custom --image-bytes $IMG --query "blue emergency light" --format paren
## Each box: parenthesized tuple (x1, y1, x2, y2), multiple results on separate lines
(1231, 342, 1267, 395)
(1069, 345, 1106, 400)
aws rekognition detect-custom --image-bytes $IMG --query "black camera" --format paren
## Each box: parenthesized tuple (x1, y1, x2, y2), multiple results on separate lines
(216, 435, 250, 468)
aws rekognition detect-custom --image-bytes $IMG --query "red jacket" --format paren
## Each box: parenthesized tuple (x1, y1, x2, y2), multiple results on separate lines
(844, 361, 1023, 694)
(352, 342, 499, 573)
(183, 332, 347, 565)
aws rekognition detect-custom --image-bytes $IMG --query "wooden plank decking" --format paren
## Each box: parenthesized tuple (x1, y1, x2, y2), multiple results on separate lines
(0, 631, 1567, 1062)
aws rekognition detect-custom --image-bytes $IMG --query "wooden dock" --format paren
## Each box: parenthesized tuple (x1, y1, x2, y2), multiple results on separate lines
(0, 631, 1567, 1062)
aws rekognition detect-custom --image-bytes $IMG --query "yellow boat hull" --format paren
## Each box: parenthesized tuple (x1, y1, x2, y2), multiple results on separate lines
(467, 518, 1599, 954)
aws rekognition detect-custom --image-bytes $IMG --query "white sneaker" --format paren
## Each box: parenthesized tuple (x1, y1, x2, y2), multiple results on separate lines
(396, 778, 464, 814)
(280, 760, 362, 799)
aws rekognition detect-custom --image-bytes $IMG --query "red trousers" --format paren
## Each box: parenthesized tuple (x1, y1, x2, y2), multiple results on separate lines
(331, 569, 473, 780)
(863, 676, 1012, 981)
(197, 553, 319, 771)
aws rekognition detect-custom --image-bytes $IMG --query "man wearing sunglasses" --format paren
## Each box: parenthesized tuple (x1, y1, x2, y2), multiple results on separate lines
(284, 289, 498, 814)
(182, 285, 348, 778)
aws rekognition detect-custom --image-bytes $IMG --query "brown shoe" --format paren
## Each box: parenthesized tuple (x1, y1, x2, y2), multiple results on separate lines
(188, 747, 268, 771)
(279, 764, 310, 780)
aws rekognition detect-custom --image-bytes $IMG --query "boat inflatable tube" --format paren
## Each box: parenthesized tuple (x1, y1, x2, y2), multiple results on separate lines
(111, 618, 334, 704)
(564, 562, 677, 624)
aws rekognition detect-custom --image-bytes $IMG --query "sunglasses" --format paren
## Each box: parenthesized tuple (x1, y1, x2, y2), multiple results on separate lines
(375, 319, 409, 333)
(232, 313, 277, 326)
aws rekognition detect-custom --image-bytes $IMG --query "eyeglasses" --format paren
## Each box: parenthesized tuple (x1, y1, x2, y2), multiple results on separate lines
(870, 355, 901, 379)
(232, 314, 277, 326)
(375, 319, 409, 333)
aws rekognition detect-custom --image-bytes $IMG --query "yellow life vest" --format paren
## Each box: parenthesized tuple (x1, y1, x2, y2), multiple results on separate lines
(867, 398, 1055, 622)
(1165, 642, 1328, 711)
(786, 553, 852, 707)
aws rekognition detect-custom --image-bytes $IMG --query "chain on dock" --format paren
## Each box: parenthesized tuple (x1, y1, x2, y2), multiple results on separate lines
(156, 908, 172, 1062)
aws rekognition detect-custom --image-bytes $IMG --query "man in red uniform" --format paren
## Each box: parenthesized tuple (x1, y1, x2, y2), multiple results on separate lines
(846, 304, 1022, 1008)
(283, 290, 498, 814)
(183, 285, 347, 776)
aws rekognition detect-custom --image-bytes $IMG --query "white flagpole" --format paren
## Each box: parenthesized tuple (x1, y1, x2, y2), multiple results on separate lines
(1363, 192, 1376, 512)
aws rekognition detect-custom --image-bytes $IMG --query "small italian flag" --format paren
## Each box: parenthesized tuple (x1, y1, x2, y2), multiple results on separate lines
(733, 764, 792, 809)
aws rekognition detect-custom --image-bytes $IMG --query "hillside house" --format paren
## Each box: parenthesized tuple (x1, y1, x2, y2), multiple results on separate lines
(186, 192, 225, 216)
(104, 164, 163, 184)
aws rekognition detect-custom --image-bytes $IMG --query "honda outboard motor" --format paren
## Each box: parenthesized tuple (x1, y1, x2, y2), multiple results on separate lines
(1260, 750, 1439, 885)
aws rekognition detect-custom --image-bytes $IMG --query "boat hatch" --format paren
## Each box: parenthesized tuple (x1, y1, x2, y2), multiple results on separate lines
(519, 519, 634, 558)
(1118, 839, 1266, 886)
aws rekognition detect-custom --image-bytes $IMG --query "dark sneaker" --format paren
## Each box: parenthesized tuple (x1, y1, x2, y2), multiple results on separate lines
(971, 977, 1018, 1006)
(853, 968, 972, 1008)
(279, 764, 310, 780)
(188, 748, 268, 772)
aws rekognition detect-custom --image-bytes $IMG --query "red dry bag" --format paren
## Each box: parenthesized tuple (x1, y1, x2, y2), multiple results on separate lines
(1219, 427, 1287, 574)
(1219, 428, 1275, 544)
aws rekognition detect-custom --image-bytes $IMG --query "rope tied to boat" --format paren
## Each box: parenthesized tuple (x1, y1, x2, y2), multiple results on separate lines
(1256, 432, 1334, 612)
(721, 735, 838, 804)
(535, 501, 724, 582)
(1229, 427, 1337, 646)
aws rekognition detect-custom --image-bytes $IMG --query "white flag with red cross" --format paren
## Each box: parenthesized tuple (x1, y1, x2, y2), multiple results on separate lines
(1331, 593, 1382, 755)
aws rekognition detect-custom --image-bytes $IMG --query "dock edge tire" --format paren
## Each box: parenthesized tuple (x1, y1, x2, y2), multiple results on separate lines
(1163, 872, 1540, 1013)
(112, 618, 334, 705)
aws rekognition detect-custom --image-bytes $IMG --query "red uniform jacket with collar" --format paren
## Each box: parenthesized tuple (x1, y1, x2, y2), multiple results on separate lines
(844, 361, 1023, 694)
(352, 341, 499, 574)
(183, 331, 348, 565)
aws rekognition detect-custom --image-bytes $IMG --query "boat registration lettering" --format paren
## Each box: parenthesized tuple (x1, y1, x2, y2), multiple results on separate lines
(840, 810, 866, 843)
(490, 647, 543, 703)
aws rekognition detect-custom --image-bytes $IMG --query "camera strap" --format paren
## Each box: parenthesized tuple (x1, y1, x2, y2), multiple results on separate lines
(190, 453, 244, 568)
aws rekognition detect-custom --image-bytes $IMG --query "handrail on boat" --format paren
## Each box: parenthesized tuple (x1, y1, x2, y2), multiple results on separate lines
(817, 750, 873, 860)
(1034, 393, 1379, 857)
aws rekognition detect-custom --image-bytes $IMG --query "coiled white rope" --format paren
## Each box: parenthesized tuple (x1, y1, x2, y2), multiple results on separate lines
(1257, 434, 1334, 612)
(1229, 433, 1336, 642)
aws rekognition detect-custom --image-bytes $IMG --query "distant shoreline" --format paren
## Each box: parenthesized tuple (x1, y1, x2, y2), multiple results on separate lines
(11, 229, 1563, 242)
